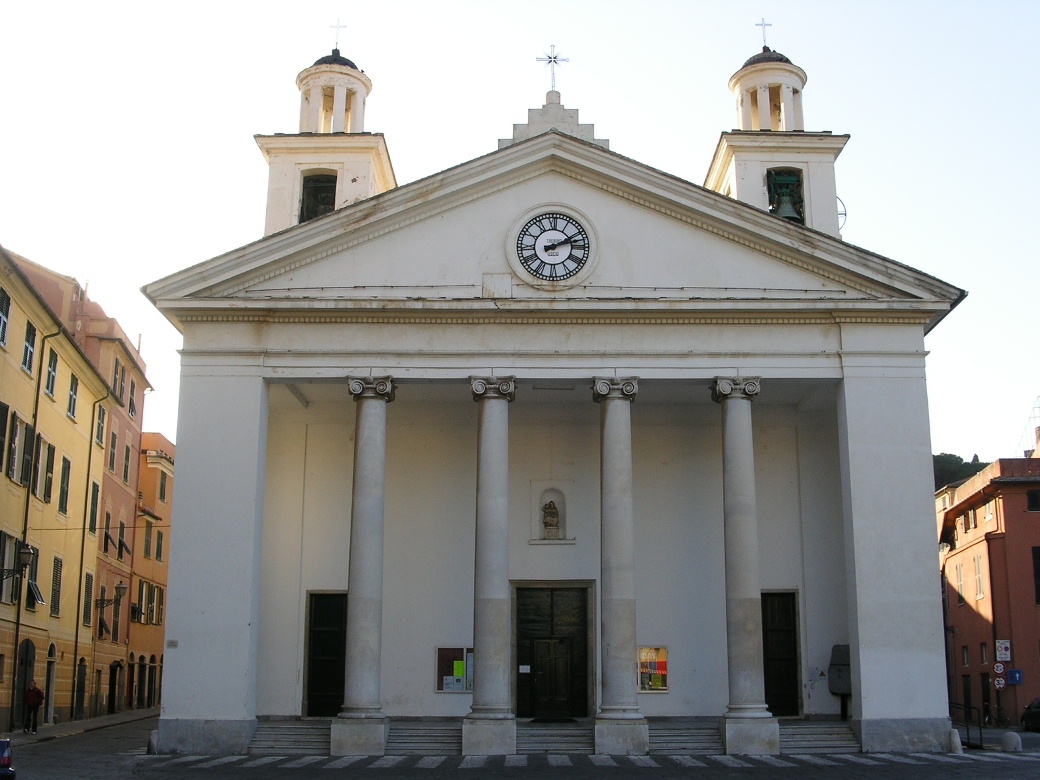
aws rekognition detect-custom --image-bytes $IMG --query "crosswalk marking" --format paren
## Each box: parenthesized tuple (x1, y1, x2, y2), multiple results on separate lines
(323, 756, 364, 768)
(282, 756, 325, 768)
(628, 755, 659, 767)
(590, 755, 618, 766)
(789, 754, 840, 766)
(547, 754, 572, 766)
(459, 755, 487, 768)
(193, 756, 246, 769)
(415, 756, 445, 768)
(955, 751, 1012, 762)
(504, 755, 527, 767)
(368, 756, 405, 768)
(752, 755, 797, 767)
(711, 755, 753, 768)
(832, 753, 883, 765)
(873, 753, 925, 764)
(241, 756, 285, 767)
(670, 755, 706, 767)
(160, 755, 208, 765)
(998, 753, 1040, 762)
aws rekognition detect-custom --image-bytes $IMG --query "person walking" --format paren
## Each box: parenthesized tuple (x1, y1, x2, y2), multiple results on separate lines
(23, 680, 44, 734)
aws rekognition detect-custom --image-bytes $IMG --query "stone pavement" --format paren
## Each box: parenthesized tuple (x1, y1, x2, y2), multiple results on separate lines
(2, 706, 159, 747)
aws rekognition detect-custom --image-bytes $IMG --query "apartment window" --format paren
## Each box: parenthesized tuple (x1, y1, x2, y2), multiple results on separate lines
(962, 645, 969, 666)
(49, 557, 62, 617)
(113, 359, 125, 401)
(29, 434, 44, 498)
(146, 583, 157, 624)
(955, 564, 965, 605)
(159, 471, 168, 502)
(974, 554, 985, 599)
(6, 414, 35, 487)
(985, 501, 995, 523)
(66, 374, 79, 418)
(981, 642, 989, 665)
(155, 530, 164, 562)
(45, 349, 58, 396)
(30, 437, 54, 501)
(21, 321, 36, 373)
(1029, 491, 1040, 512)
(107, 431, 117, 471)
(117, 522, 126, 560)
(112, 588, 121, 642)
(42, 443, 55, 503)
(82, 572, 93, 626)
(137, 579, 146, 623)
(0, 286, 9, 344)
(1033, 547, 1040, 605)
(157, 587, 164, 625)
(144, 520, 153, 558)
(57, 456, 71, 515)
(88, 482, 99, 534)
(95, 406, 106, 445)
(122, 444, 131, 483)
(103, 512, 113, 554)
(128, 380, 137, 418)
(0, 534, 17, 603)
(24, 552, 43, 611)
(963, 509, 977, 533)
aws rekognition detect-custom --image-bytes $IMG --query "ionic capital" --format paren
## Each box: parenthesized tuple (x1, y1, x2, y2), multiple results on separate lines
(711, 377, 761, 404)
(347, 376, 395, 402)
(593, 377, 638, 403)
(470, 376, 515, 402)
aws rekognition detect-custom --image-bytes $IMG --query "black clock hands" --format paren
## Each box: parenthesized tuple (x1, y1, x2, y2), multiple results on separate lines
(543, 234, 585, 251)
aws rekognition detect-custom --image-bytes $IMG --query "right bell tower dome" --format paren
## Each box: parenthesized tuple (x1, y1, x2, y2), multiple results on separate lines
(704, 47, 849, 238)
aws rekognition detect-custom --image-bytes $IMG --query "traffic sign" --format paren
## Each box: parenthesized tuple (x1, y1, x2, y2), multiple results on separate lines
(1008, 669, 1023, 685)
(996, 639, 1011, 661)
(994, 662, 1006, 675)
(994, 676, 1006, 690)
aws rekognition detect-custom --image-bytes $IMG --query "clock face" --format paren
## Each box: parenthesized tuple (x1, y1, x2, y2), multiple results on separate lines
(516, 212, 590, 282)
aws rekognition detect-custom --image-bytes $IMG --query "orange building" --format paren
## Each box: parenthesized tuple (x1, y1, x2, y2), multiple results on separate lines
(127, 433, 172, 709)
(937, 457, 1040, 727)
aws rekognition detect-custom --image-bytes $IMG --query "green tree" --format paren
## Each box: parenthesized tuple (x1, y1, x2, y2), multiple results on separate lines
(933, 453, 987, 490)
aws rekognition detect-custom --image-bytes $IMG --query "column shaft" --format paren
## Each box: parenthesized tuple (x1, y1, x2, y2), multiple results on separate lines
(332, 86, 348, 133)
(349, 90, 365, 132)
(469, 377, 514, 718)
(341, 377, 394, 718)
(756, 85, 772, 130)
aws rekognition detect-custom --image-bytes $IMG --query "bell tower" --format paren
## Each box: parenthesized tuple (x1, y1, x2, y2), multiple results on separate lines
(704, 47, 848, 238)
(256, 49, 397, 236)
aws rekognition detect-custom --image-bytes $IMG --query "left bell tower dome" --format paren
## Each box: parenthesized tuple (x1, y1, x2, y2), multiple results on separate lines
(256, 49, 396, 236)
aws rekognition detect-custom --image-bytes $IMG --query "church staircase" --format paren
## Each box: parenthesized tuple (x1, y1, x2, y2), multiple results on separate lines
(386, 719, 463, 755)
(517, 720, 595, 753)
(248, 719, 331, 755)
(648, 719, 724, 754)
(778, 721, 860, 753)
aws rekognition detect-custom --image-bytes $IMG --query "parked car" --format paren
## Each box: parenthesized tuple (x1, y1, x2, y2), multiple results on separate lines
(0, 738, 14, 777)
(1023, 698, 1040, 732)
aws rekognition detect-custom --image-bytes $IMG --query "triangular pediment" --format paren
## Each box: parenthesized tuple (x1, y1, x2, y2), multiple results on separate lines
(145, 131, 962, 329)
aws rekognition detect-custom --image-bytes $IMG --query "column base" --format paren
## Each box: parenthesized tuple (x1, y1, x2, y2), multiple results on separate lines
(721, 716, 779, 755)
(595, 717, 649, 755)
(331, 717, 388, 756)
(852, 717, 950, 753)
(463, 717, 516, 755)
(156, 717, 256, 754)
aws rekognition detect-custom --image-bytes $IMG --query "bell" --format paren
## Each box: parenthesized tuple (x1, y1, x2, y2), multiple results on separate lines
(774, 191, 802, 222)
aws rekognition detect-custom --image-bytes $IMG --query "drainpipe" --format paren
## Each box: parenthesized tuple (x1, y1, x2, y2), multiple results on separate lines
(69, 392, 109, 721)
(8, 327, 60, 732)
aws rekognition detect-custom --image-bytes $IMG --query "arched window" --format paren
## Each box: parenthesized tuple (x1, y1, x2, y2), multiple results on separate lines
(300, 174, 337, 223)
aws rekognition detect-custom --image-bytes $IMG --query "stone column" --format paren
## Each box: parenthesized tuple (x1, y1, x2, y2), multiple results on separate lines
(738, 89, 754, 131)
(332, 85, 348, 133)
(712, 377, 778, 755)
(349, 90, 365, 132)
(307, 86, 323, 133)
(780, 85, 796, 131)
(331, 376, 394, 756)
(756, 85, 772, 131)
(463, 377, 517, 755)
(593, 377, 648, 755)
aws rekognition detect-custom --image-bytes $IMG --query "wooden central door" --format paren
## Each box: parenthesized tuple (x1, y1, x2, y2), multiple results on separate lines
(517, 587, 588, 719)
(762, 592, 800, 716)
(306, 593, 347, 716)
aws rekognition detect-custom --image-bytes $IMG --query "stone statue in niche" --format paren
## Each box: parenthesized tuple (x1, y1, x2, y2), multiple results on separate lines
(541, 500, 560, 540)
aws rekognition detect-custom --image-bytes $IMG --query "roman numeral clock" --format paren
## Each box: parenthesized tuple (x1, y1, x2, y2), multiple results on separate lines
(510, 208, 596, 288)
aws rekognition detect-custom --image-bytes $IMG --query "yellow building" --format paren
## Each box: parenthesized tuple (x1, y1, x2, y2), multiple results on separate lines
(128, 432, 172, 709)
(0, 247, 109, 730)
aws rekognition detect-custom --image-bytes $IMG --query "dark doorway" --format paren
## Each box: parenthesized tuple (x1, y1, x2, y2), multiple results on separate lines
(761, 592, 800, 716)
(75, 658, 87, 720)
(15, 639, 35, 729)
(516, 587, 589, 719)
(107, 663, 120, 714)
(306, 592, 347, 716)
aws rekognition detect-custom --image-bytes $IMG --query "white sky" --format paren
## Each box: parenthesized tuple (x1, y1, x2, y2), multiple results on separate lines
(2, 1, 1037, 460)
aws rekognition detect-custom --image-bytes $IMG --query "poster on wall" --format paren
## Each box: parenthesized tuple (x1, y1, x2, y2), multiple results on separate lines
(639, 646, 668, 692)
(436, 647, 475, 692)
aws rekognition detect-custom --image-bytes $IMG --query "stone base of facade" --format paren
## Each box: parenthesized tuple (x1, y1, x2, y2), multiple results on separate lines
(721, 717, 779, 755)
(331, 717, 389, 756)
(853, 717, 951, 753)
(595, 718, 649, 755)
(156, 717, 257, 755)
(463, 717, 516, 755)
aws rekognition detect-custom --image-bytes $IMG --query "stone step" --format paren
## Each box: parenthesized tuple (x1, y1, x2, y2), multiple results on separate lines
(386, 722, 462, 755)
(249, 720, 332, 755)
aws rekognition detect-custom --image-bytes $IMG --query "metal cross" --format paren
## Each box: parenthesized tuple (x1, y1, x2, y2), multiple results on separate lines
(536, 45, 569, 91)
(756, 17, 772, 47)
(330, 18, 348, 49)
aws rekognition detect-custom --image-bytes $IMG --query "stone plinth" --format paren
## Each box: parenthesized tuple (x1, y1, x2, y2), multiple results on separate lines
(463, 717, 516, 755)
(331, 717, 388, 756)
(595, 718, 649, 755)
(721, 717, 779, 755)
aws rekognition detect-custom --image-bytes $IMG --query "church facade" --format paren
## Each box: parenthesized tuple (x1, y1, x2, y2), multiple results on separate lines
(145, 46, 962, 756)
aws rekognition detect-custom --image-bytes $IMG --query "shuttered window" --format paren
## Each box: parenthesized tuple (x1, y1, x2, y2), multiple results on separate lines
(82, 572, 93, 626)
(50, 557, 62, 617)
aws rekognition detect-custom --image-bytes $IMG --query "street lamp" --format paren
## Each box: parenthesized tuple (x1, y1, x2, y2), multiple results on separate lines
(96, 580, 128, 613)
(6, 544, 36, 732)
(0, 545, 35, 581)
